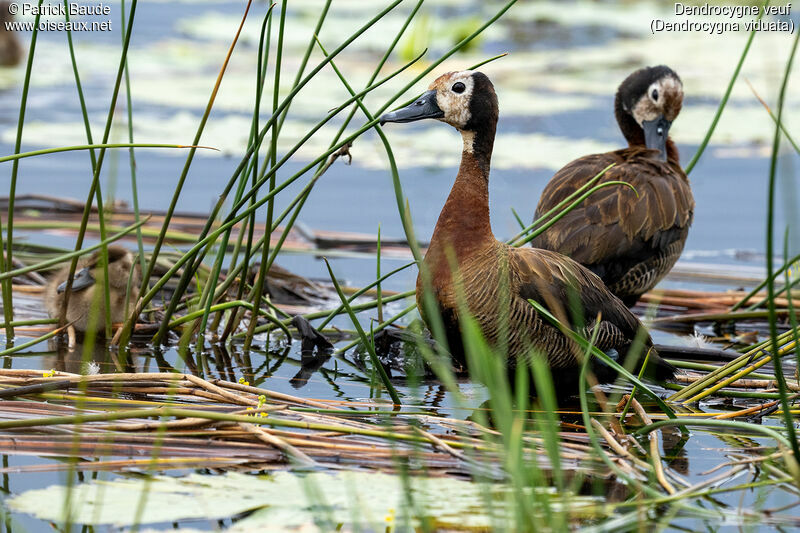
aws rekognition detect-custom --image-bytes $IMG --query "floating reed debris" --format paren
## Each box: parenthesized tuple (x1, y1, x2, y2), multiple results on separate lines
(0, 369, 622, 479)
(0, 365, 796, 513)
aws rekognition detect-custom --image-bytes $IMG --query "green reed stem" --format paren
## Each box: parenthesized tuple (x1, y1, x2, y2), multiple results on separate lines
(228, 2, 419, 339)
(0, 218, 148, 282)
(684, 0, 767, 174)
(764, 24, 800, 460)
(168, 300, 291, 340)
(668, 332, 778, 401)
(221, 6, 274, 341)
(135, 0, 255, 348)
(334, 303, 418, 356)
(163, 9, 510, 346)
(3, 0, 44, 340)
(377, 225, 384, 324)
(0, 143, 211, 163)
(679, 341, 798, 404)
(232, 1, 287, 350)
(730, 250, 800, 311)
(64, 2, 97, 171)
(508, 164, 614, 245)
(783, 233, 800, 383)
(241, 0, 288, 349)
(0, 326, 64, 357)
(528, 299, 679, 422)
(148, 49, 422, 346)
(59, 0, 139, 340)
(324, 258, 400, 404)
(635, 419, 797, 467)
(514, 180, 634, 247)
(148, 0, 406, 346)
(120, 0, 145, 275)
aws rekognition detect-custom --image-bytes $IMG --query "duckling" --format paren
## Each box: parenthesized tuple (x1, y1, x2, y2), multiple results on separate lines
(530, 66, 694, 307)
(45, 246, 141, 337)
(0, 1, 22, 67)
(380, 71, 675, 389)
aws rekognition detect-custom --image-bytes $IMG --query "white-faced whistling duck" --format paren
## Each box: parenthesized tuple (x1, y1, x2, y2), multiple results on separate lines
(0, 2, 22, 67)
(380, 71, 675, 389)
(531, 65, 694, 307)
(45, 246, 141, 336)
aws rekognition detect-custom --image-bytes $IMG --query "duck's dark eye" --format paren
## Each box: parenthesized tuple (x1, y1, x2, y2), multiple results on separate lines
(452, 82, 466, 94)
(651, 89, 659, 101)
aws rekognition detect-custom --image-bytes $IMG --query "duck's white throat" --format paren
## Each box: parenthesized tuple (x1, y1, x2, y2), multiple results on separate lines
(461, 130, 475, 153)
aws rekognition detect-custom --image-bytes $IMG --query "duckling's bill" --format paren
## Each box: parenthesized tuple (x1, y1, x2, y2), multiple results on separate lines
(56, 267, 95, 294)
(380, 90, 443, 125)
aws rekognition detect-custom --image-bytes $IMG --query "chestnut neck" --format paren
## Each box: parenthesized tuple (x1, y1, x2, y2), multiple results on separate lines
(428, 123, 497, 260)
(614, 93, 680, 163)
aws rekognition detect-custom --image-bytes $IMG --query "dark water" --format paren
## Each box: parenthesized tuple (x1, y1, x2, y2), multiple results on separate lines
(0, 0, 799, 530)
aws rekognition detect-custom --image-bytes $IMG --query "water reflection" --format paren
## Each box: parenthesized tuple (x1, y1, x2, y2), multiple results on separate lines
(43, 338, 139, 375)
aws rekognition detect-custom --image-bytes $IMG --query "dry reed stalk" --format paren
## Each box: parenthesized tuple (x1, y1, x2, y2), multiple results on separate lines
(184, 374, 258, 406)
(238, 422, 317, 466)
(629, 398, 676, 495)
(671, 465, 748, 498)
(10, 285, 44, 293)
(0, 457, 249, 474)
(701, 451, 785, 476)
(212, 379, 340, 410)
(674, 374, 800, 392)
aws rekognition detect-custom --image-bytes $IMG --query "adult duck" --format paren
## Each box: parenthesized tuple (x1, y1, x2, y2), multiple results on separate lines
(380, 71, 675, 387)
(530, 65, 693, 306)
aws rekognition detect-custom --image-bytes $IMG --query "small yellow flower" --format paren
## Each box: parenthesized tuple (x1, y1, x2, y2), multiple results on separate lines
(246, 407, 254, 411)
(259, 412, 267, 418)
(238, 377, 250, 387)
(42, 369, 55, 378)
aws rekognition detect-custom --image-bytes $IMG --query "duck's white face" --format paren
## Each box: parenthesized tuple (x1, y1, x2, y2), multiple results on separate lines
(428, 71, 475, 129)
(630, 75, 683, 126)
(380, 70, 497, 155)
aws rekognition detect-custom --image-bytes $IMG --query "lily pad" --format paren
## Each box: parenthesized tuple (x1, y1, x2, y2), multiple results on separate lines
(7, 470, 598, 530)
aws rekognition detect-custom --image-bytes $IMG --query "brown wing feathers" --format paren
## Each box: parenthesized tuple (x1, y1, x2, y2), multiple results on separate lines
(531, 147, 693, 304)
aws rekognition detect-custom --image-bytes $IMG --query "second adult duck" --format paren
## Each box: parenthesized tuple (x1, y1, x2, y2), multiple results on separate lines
(531, 66, 694, 306)
(380, 71, 674, 387)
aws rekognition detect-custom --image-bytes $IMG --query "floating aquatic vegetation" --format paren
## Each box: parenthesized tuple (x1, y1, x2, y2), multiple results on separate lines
(7, 470, 599, 530)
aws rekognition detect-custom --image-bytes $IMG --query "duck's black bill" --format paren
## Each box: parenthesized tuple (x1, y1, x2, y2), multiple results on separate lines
(57, 267, 95, 294)
(642, 115, 671, 162)
(380, 90, 443, 125)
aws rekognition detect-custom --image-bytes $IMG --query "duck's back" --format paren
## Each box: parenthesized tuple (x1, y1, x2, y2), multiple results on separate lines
(531, 147, 693, 305)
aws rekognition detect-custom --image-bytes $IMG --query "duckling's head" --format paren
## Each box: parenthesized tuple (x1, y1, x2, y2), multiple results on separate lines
(380, 71, 498, 154)
(103, 246, 138, 288)
(615, 65, 683, 161)
(56, 246, 138, 294)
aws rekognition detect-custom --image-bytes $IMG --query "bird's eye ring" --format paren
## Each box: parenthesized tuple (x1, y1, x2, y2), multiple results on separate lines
(651, 89, 659, 101)
(452, 82, 466, 94)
